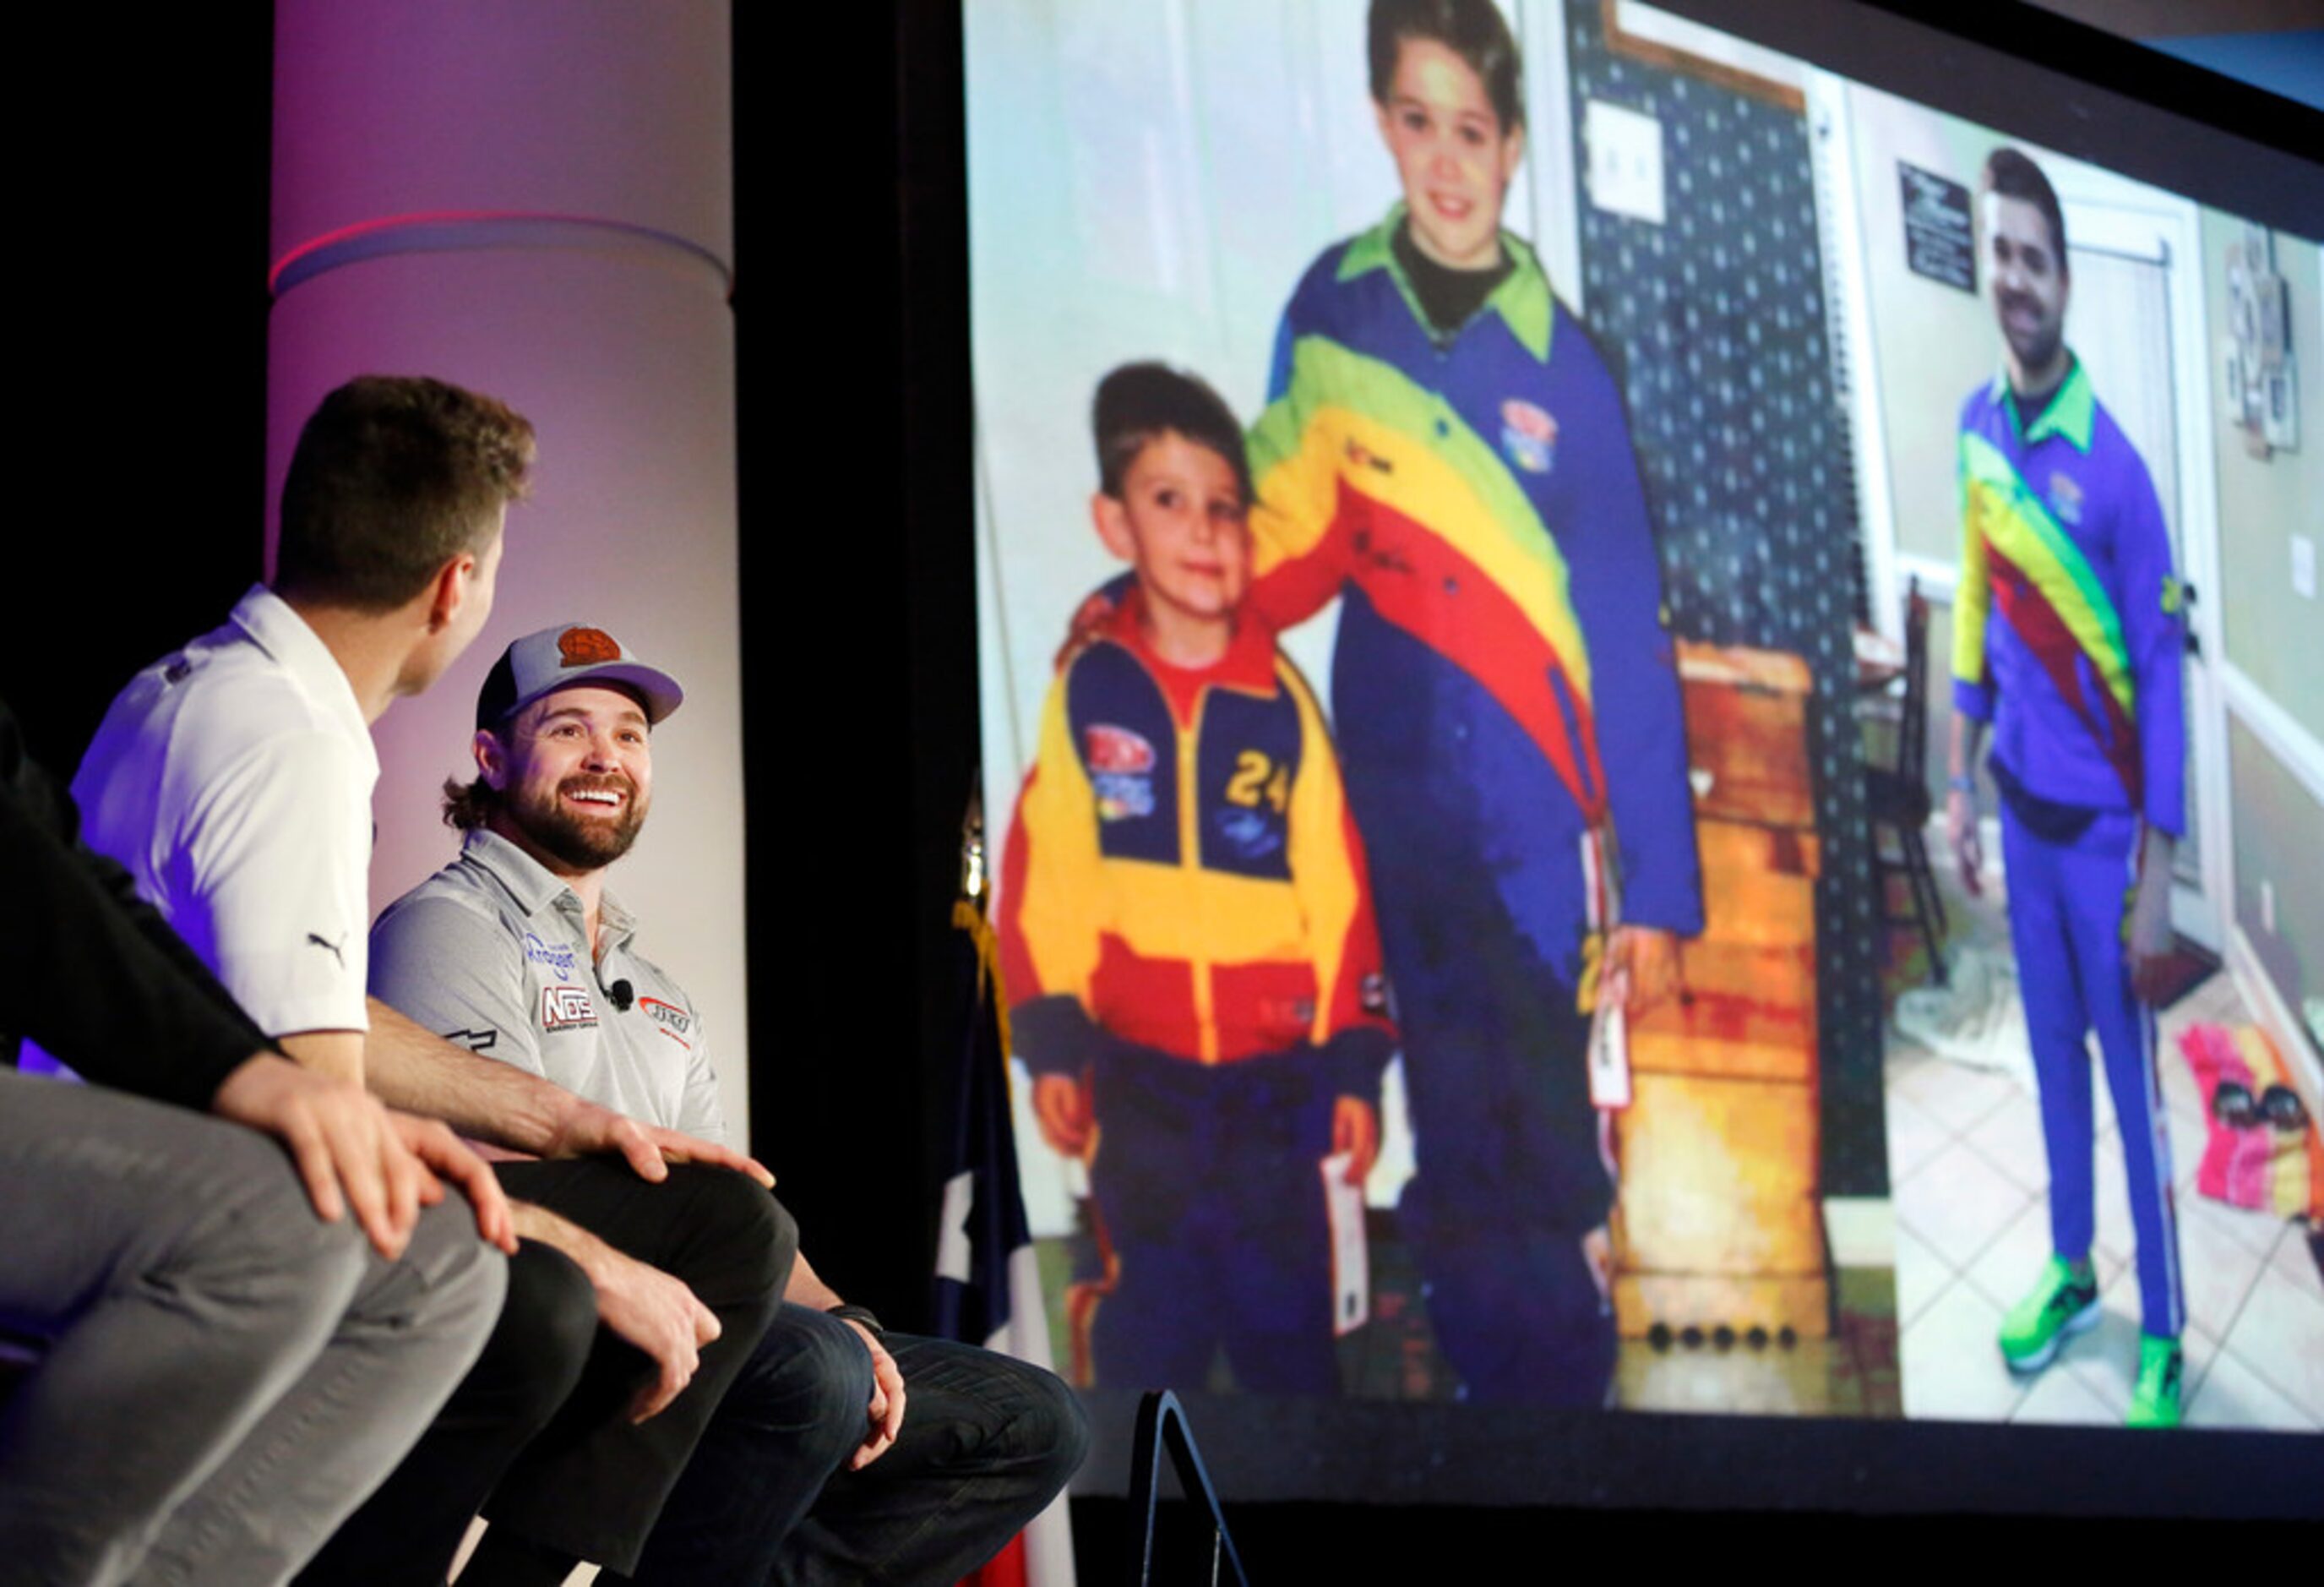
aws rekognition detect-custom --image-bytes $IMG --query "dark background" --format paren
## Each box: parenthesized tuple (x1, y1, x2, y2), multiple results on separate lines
(6, 2, 2315, 1568)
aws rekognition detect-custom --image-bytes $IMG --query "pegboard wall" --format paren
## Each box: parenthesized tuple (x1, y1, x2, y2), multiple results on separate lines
(1563, 0, 1888, 1196)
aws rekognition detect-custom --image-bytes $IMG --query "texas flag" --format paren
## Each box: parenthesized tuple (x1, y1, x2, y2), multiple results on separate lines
(937, 872, 1078, 1587)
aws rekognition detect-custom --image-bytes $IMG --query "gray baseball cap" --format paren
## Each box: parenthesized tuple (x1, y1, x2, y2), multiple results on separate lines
(476, 624, 684, 729)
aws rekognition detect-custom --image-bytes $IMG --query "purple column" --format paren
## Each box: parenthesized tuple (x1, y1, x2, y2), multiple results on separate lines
(268, 1, 749, 1136)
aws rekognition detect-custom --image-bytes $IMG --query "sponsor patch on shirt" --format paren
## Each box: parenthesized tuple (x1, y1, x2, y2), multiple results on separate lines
(1094, 773, 1154, 822)
(1213, 806, 1284, 861)
(541, 984, 596, 1032)
(2048, 471, 2084, 526)
(524, 931, 579, 980)
(1500, 399, 1558, 475)
(444, 1027, 498, 1054)
(640, 995, 694, 1050)
(1085, 723, 1156, 775)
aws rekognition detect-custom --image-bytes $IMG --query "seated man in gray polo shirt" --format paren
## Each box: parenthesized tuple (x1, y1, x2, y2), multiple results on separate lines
(68, 377, 792, 1587)
(373, 624, 1088, 1584)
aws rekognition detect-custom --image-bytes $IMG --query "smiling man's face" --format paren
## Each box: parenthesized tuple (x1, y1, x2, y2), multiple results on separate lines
(482, 684, 654, 874)
(1982, 190, 2070, 385)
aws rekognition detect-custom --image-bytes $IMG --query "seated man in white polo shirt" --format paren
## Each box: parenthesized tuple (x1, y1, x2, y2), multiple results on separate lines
(371, 624, 1088, 1584)
(3, 693, 508, 1587)
(68, 376, 793, 1587)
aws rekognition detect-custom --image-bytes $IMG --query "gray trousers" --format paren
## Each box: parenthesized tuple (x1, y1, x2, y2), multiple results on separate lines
(0, 1070, 507, 1586)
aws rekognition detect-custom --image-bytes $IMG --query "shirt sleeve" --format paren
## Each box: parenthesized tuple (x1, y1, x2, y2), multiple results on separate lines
(1281, 661, 1395, 1099)
(368, 893, 546, 1081)
(670, 985, 729, 1147)
(1951, 423, 1998, 723)
(996, 669, 1109, 1079)
(2115, 450, 2186, 836)
(1561, 335, 1704, 938)
(1245, 297, 1362, 636)
(0, 701, 273, 1108)
(179, 730, 375, 1038)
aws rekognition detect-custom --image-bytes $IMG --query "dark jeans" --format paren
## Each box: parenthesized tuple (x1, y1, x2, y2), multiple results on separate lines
(298, 1159, 795, 1583)
(1087, 1043, 1340, 1395)
(628, 1306, 1089, 1586)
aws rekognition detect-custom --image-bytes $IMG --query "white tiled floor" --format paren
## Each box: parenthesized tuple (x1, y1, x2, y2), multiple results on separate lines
(1891, 963, 2324, 1432)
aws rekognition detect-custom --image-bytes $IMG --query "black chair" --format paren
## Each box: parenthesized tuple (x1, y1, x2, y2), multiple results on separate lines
(1124, 1390, 1251, 1586)
(1864, 577, 1949, 986)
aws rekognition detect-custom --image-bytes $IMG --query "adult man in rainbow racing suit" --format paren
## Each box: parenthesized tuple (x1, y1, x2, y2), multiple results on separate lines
(1946, 147, 2189, 1428)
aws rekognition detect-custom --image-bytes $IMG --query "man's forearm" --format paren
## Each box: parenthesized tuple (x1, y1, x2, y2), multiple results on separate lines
(1949, 713, 1986, 783)
(785, 1250, 846, 1311)
(363, 995, 580, 1153)
(277, 1028, 366, 1088)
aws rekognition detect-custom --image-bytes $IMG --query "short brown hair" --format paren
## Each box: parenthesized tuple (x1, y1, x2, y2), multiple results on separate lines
(1978, 147, 2069, 271)
(278, 375, 536, 611)
(1092, 363, 1252, 504)
(1369, 0, 1525, 134)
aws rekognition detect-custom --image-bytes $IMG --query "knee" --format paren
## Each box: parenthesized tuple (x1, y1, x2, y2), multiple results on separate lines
(384, 1199, 510, 1350)
(1012, 1363, 1091, 1498)
(476, 1241, 597, 1420)
(734, 1307, 878, 1469)
(187, 1127, 373, 1299)
(664, 1165, 798, 1310)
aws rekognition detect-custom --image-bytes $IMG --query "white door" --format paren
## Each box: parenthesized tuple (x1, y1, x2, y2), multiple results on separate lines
(2063, 200, 2228, 951)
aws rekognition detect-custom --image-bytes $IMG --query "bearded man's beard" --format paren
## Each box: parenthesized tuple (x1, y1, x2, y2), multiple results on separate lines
(512, 776, 646, 869)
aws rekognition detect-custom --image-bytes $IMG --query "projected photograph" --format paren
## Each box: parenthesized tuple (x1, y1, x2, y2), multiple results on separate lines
(967, 0, 2323, 1457)
(1823, 82, 2324, 1432)
(973, 0, 1902, 1430)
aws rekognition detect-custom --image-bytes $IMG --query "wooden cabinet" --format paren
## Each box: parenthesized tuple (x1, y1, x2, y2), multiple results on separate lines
(1611, 641, 1832, 1338)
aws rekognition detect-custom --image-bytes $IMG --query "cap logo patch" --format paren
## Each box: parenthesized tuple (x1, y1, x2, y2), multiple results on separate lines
(559, 627, 622, 668)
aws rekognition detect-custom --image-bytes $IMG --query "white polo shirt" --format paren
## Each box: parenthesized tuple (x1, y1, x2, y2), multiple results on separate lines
(72, 586, 378, 1038)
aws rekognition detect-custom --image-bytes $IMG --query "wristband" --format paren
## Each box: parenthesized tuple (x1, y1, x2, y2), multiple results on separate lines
(1946, 773, 1977, 795)
(827, 1303, 885, 1336)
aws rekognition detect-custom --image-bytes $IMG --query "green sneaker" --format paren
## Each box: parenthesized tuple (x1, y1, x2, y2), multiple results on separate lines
(1997, 1256, 2100, 1372)
(2125, 1334, 2185, 1429)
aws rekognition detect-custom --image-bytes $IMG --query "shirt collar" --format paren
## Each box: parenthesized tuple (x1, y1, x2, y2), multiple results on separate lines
(1988, 354, 2095, 453)
(1336, 203, 1556, 362)
(459, 827, 637, 953)
(229, 585, 378, 780)
(1100, 585, 1279, 698)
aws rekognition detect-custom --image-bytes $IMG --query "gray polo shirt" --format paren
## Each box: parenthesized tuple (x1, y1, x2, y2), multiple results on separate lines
(370, 829, 727, 1143)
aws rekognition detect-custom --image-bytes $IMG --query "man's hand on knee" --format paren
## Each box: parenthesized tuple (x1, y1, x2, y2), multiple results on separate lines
(543, 1099, 775, 1190)
(507, 1202, 721, 1421)
(212, 1053, 441, 1263)
(836, 1317, 907, 1470)
(389, 1113, 518, 1253)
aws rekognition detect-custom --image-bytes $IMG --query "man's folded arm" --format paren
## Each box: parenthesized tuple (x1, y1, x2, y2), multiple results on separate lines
(1, 706, 276, 1109)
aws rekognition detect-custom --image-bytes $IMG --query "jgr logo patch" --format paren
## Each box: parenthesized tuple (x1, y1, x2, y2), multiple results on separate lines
(641, 996, 692, 1036)
(541, 985, 596, 1033)
(2048, 471, 2084, 526)
(1500, 400, 1558, 475)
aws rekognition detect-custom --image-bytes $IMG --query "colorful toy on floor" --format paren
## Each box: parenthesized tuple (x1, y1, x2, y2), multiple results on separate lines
(2177, 1023, 2324, 1223)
